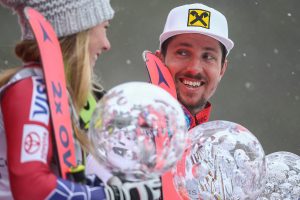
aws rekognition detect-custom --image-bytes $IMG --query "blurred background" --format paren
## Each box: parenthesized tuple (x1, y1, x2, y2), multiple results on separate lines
(1, 0, 299, 155)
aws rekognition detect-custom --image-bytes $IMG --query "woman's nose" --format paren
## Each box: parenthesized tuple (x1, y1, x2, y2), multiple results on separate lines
(102, 37, 111, 51)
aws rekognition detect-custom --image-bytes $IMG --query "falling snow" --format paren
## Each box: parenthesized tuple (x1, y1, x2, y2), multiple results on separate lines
(126, 59, 132, 65)
(273, 48, 279, 54)
(245, 82, 252, 89)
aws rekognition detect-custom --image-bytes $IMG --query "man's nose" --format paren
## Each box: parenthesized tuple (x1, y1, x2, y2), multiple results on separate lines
(186, 58, 204, 73)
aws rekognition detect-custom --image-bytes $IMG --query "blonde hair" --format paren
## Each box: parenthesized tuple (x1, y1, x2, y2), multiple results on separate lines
(0, 30, 96, 150)
(59, 30, 92, 112)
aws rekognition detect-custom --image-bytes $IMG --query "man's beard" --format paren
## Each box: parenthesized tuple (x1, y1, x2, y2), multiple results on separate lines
(177, 92, 207, 115)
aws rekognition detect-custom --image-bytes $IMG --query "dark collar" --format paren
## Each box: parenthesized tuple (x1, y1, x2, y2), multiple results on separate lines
(183, 102, 212, 129)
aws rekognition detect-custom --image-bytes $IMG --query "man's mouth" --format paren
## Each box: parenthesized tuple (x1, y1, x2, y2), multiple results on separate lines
(181, 78, 205, 88)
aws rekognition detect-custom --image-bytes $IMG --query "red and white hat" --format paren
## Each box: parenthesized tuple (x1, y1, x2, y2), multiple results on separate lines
(160, 3, 234, 55)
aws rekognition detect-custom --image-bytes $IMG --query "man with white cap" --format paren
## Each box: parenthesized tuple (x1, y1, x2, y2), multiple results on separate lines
(155, 3, 234, 199)
(0, 0, 161, 199)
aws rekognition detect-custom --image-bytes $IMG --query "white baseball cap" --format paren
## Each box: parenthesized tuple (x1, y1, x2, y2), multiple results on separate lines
(159, 3, 234, 55)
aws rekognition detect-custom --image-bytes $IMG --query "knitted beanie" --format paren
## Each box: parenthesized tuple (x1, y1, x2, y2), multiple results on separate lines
(0, 0, 114, 39)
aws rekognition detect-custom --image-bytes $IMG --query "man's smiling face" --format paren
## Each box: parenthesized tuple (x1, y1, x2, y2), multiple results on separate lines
(157, 33, 227, 115)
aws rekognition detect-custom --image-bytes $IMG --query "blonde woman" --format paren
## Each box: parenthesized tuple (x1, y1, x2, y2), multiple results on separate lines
(0, 0, 160, 199)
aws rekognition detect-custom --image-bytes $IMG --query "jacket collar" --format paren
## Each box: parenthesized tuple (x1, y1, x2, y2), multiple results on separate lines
(183, 102, 212, 129)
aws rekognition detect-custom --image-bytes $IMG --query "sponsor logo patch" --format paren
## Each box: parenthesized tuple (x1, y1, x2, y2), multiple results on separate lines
(29, 77, 49, 125)
(187, 9, 211, 29)
(21, 124, 49, 163)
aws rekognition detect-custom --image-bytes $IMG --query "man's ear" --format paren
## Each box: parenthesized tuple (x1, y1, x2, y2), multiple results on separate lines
(219, 59, 228, 81)
(155, 50, 165, 62)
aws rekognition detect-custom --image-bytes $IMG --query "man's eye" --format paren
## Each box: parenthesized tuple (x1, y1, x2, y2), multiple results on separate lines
(176, 50, 188, 56)
(203, 53, 216, 61)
